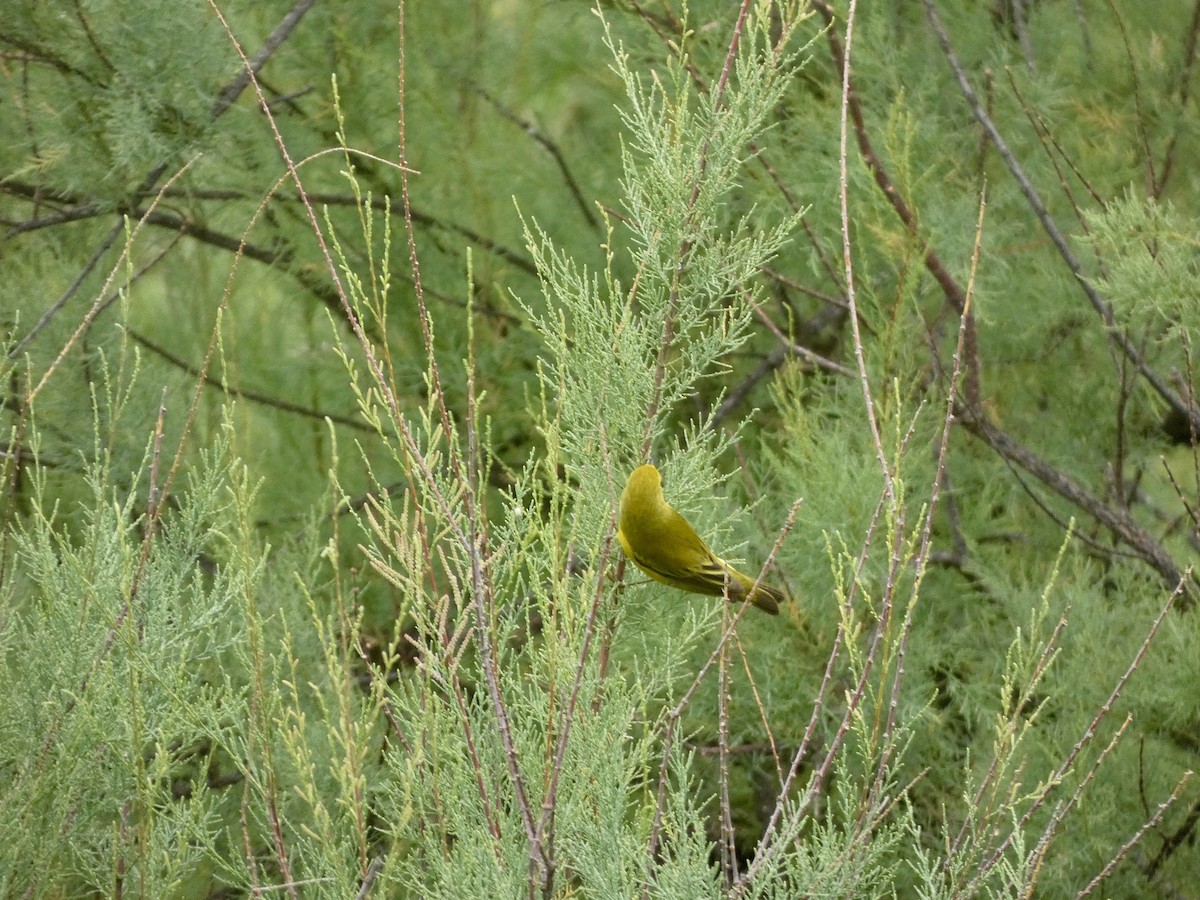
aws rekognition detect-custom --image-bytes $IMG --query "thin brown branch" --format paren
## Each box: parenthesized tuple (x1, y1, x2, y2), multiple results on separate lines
(706, 346, 789, 432)
(1153, 0, 1200, 197)
(970, 580, 1185, 891)
(354, 855, 386, 900)
(1146, 792, 1200, 879)
(810, 0, 971, 317)
(920, 0, 1200, 438)
(1004, 67, 1104, 213)
(7, 221, 122, 357)
(125, 329, 372, 432)
(1101, 0, 1157, 192)
(956, 407, 1196, 603)
(209, 0, 317, 118)
(479, 88, 599, 230)
(717, 627, 738, 885)
(659, 498, 803, 896)
(533, 521, 619, 884)
(811, 0, 985, 410)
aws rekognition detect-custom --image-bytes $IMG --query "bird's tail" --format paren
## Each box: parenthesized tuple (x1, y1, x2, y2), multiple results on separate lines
(729, 566, 784, 615)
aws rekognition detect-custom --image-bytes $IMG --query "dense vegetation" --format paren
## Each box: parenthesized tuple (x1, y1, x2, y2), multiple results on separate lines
(3, 1, 1199, 896)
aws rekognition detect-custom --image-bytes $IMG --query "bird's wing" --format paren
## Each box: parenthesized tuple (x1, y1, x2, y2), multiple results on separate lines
(627, 509, 740, 598)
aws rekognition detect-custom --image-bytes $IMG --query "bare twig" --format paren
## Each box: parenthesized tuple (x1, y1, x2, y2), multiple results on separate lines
(830, 0, 891, 504)
(1146, 792, 1200, 879)
(209, 0, 318, 119)
(1083, 772, 1195, 896)
(920, 0, 1200, 438)
(651, 498, 802, 894)
(967, 578, 1186, 891)
(1153, 0, 1200, 196)
(809, 0, 971, 319)
(7, 221, 122, 357)
(354, 855, 386, 900)
(956, 409, 1196, 603)
(872, 189, 988, 819)
(126, 329, 371, 431)
(717, 626, 738, 885)
(479, 89, 599, 230)
(946, 606, 1071, 866)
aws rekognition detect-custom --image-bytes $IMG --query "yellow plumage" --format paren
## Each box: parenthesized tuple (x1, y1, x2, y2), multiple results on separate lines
(617, 464, 784, 615)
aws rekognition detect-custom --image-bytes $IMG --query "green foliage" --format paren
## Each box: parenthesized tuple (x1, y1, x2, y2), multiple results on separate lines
(0, 428, 254, 895)
(1085, 192, 1200, 347)
(3, 0, 232, 198)
(3, 0, 1200, 897)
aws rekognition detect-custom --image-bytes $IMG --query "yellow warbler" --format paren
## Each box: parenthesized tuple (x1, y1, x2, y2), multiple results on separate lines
(617, 464, 784, 615)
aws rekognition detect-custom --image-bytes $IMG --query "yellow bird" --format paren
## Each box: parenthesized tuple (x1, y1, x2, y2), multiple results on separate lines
(617, 464, 785, 615)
